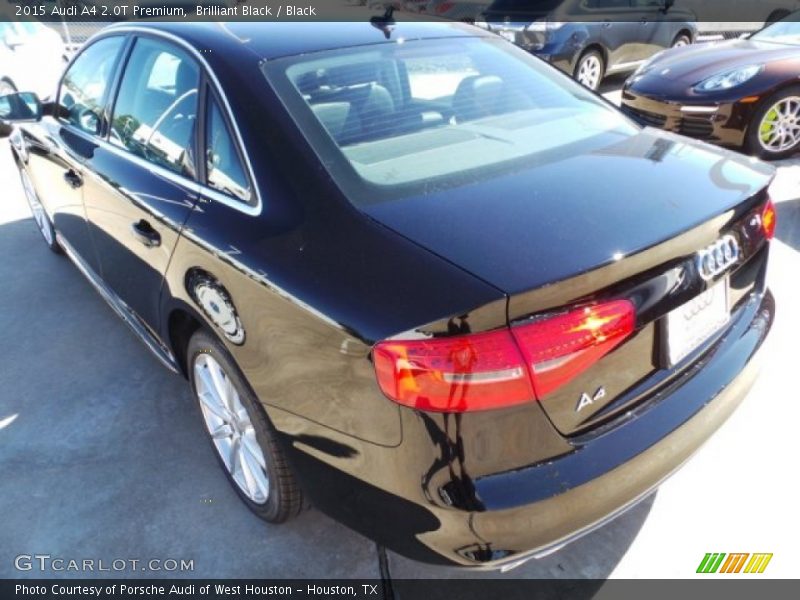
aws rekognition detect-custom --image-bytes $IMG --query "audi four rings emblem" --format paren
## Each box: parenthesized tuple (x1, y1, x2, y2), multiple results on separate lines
(696, 235, 740, 281)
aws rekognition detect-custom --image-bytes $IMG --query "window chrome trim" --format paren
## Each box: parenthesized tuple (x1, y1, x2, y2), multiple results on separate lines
(200, 184, 252, 208)
(53, 115, 204, 195)
(84, 25, 263, 217)
(100, 135, 204, 194)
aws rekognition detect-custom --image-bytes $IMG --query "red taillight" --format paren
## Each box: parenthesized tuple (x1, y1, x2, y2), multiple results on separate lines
(762, 199, 776, 240)
(373, 300, 636, 412)
(511, 300, 636, 399)
(373, 329, 534, 412)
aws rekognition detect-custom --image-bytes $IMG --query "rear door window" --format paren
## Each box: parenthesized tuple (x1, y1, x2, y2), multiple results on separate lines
(110, 37, 200, 177)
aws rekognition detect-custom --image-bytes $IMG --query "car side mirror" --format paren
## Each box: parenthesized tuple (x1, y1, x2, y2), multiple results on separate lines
(660, 0, 675, 12)
(0, 92, 43, 138)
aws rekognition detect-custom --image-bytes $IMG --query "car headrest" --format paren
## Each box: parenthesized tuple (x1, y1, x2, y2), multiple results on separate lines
(175, 60, 198, 97)
(296, 70, 326, 95)
(311, 101, 354, 143)
(452, 75, 504, 123)
(359, 84, 394, 124)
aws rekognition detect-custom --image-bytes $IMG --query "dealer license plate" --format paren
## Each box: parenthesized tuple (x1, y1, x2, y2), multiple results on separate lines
(665, 279, 730, 366)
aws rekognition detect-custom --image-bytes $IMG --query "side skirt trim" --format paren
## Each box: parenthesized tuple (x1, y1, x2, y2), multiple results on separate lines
(56, 232, 180, 374)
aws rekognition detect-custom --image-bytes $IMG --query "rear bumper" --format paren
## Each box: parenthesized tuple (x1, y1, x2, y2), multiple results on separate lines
(451, 289, 773, 567)
(472, 301, 770, 568)
(620, 89, 756, 148)
(285, 289, 773, 567)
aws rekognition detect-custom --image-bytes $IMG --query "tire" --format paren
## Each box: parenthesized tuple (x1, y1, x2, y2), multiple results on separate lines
(187, 328, 304, 523)
(574, 49, 605, 91)
(671, 33, 691, 49)
(19, 168, 62, 254)
(0, 78, 16, 96)
(745, 86, 800, 161)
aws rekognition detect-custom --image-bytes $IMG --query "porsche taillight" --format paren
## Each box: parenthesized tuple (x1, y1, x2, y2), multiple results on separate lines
(373, 300, 635, 412)
(762, 199, 776, 240)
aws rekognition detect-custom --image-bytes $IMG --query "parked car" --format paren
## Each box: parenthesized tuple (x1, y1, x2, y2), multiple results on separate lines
(621, 14, 800, 159)
(0, 21, 776, 568)
(0, 21, 67, 99)
(480, 0, 697, 90)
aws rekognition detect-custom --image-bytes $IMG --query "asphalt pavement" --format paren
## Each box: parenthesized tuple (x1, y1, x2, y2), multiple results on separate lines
(1, 83, 798, 581)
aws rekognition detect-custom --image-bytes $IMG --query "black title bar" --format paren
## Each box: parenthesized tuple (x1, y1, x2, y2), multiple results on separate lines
(2, 0, 800, 23)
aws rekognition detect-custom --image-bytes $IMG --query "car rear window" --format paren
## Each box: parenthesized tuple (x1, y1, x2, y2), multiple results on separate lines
(263, 36, 634, 204)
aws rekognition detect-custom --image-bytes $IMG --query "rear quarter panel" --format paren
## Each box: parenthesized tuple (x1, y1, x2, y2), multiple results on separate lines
(161, 205, 404, 448)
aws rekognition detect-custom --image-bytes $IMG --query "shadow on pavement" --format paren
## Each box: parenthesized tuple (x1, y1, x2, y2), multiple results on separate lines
(0, 217, 380, 579)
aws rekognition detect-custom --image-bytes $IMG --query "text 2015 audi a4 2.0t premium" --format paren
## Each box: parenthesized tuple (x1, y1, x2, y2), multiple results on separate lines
(0, 21, 776, 568)
(622, 15, 800, 159)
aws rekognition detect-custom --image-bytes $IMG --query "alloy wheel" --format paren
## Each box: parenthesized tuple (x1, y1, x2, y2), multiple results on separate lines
(20, 170, 54, 246)
(758, 96, 800, 154)
(672, 37, 689, 48)
(193, 353, 270, 504)
(577, 55, 602, 90)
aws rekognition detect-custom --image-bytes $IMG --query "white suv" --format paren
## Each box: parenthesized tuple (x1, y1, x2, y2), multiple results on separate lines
(1, 22, 67, 99)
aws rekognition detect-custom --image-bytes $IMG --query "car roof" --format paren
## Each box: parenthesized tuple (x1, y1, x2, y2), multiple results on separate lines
(105, 21, 490, 63)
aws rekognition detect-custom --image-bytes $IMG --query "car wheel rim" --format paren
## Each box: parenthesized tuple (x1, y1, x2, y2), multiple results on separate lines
(673, 38, 688, 48)
(193, 353, 270, 504)
(20, 170, 53, 246)
(577, 56, 601, 89)
(758, 96, 800, 154)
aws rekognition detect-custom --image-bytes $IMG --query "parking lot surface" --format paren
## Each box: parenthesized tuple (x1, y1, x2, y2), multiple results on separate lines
(1, 81, 799, 580)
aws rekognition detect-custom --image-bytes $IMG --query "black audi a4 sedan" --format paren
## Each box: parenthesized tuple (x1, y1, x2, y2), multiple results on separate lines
(622, 15, 800, 159)
(1, 21, 776, 568)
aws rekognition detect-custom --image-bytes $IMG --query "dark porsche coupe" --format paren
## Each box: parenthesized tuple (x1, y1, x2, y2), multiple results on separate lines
(0, 21, 776, 568)
(622, 15, 800, 159)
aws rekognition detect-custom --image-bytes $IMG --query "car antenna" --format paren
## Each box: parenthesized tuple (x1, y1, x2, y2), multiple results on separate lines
(370, 6, 396, 40)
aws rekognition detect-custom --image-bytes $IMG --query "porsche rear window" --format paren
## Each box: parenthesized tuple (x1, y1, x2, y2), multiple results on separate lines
(263, 36, 634, 202)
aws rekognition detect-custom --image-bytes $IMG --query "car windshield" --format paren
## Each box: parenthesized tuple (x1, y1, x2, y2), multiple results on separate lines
(263, 35, 634, 204)
(752, 17, 800, 46)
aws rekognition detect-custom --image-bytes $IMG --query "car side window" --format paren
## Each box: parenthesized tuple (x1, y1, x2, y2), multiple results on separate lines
(58, 36, 125, 136)
(110, 37, 200, 177)
(205, 94, 251, 203)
